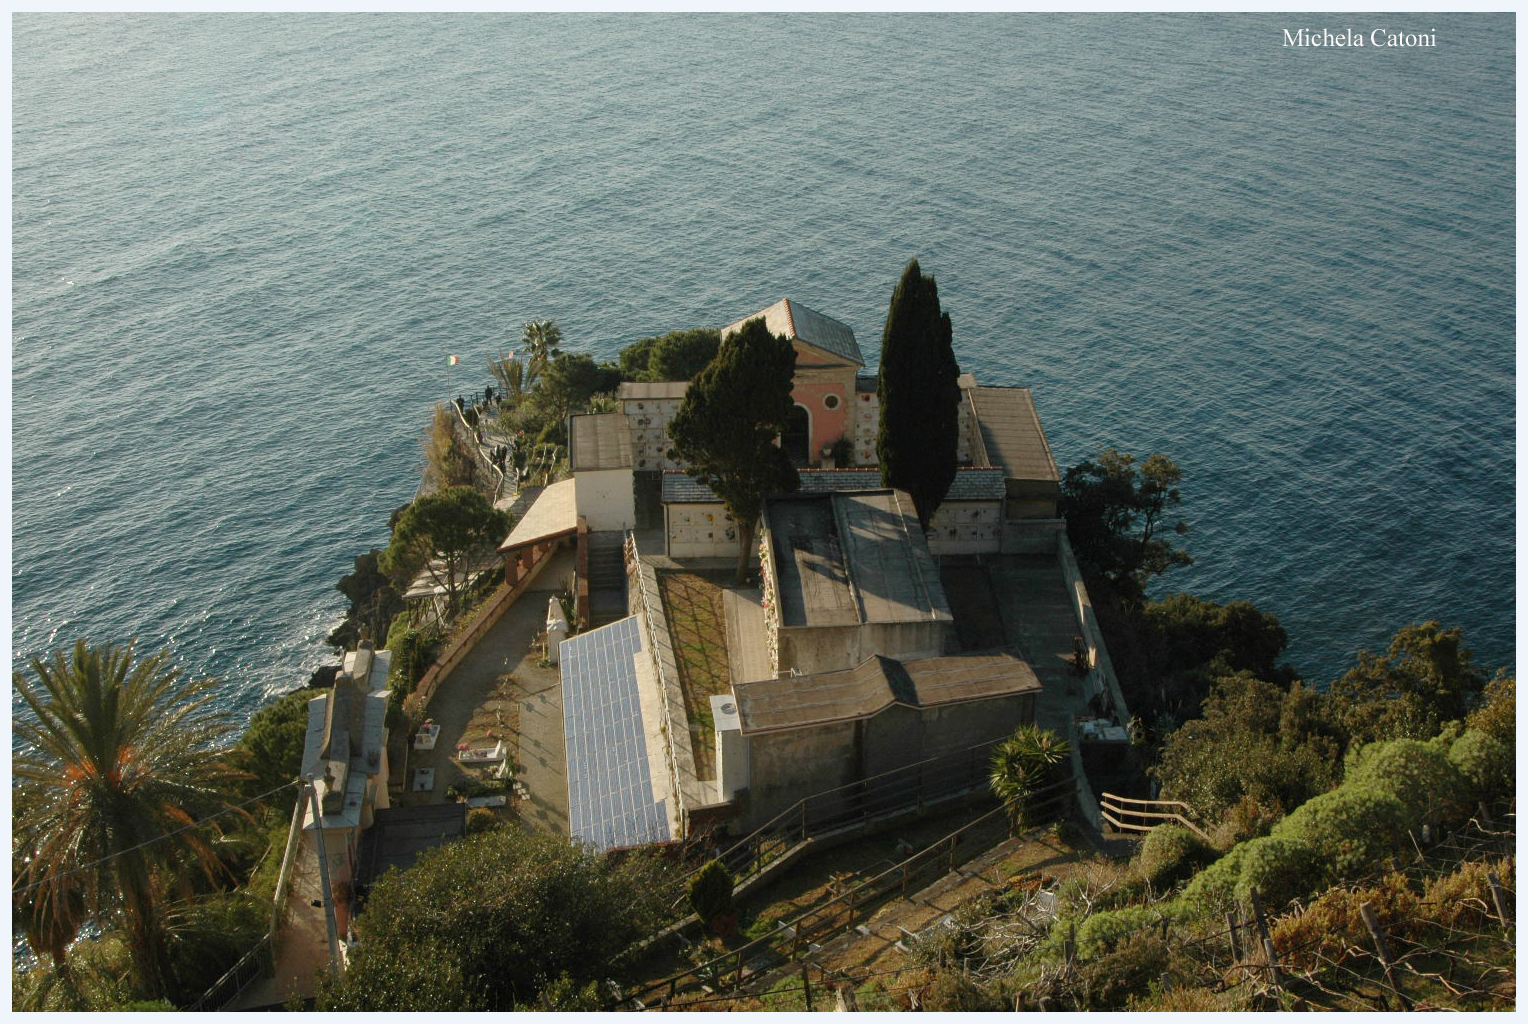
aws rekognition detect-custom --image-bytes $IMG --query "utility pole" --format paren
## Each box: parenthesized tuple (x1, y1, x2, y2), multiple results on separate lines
(305, 776, 342, 972)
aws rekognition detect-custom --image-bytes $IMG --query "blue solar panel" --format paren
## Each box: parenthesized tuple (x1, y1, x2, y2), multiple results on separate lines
(560, 616, 672, 851)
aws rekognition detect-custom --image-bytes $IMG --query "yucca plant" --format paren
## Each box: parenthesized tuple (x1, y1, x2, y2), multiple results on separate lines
(989, 724, 1071, 827)
(12, 641, 250, 1000)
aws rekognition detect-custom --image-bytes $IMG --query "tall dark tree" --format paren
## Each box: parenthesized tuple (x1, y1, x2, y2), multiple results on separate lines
(667, 318, 799, 582)
(877, 259, 961, 530)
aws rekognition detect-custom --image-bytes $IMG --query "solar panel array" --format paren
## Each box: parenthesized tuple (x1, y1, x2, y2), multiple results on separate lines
(560, 616, 671, 851)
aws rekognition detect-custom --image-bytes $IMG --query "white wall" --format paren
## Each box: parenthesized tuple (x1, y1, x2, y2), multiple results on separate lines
(926, 500, 1003, 554)
(665, 502, 738, 558)
(574, 468, 636, 531)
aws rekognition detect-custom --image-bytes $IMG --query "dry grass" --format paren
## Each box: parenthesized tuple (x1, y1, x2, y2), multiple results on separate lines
(656, 571, 732, 777)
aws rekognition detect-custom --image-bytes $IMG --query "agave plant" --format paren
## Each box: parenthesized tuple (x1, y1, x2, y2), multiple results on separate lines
(989, 724, 1070, 827)
(12, 641, 250, 999)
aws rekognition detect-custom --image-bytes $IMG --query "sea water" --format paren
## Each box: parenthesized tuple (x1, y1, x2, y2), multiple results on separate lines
(12, 13, 1515, 730)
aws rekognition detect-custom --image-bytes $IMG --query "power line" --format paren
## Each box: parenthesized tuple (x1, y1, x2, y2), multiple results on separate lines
(14, 779, 303, 895)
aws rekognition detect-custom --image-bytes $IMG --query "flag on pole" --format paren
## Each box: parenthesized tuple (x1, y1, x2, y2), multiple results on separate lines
(448, 355, 460, 366)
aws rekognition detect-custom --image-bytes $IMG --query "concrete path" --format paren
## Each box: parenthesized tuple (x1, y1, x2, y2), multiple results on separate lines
(722, 585, 772, 684)
(230, 838, 332, 1009)
(398, 547, 572, 833)
(985, 553, 1092, 736)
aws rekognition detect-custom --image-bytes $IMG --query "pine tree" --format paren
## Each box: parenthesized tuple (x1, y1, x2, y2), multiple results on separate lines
(877, 259, 961, 530)
(668, 318, 799, 582)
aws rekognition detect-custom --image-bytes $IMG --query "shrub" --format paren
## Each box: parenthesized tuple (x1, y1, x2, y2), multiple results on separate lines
(319, 828, 673, 1010)
(1420, 857, 1514, 931)
(392, 626, 443, 690)
(1446, 729, 1512, 806)
(1344, 737, 1469, 828)
(1269, 873, 1419, 971)
(1210, 791, 1284, 850)
(1270, 785, 1408, 880)
(1465, 674, 1514, 749)
(465, 807, 503, 834)
(1181, 836, 1322, 913)
(1073, 904, 1189, 959)
(1233, 836, 1325, 911)
(1079, 931, 1171, 1010)
(1137, 824, 1217, 890)
(989, 724, 1071, 826)
(1129, 987, 1222, 1011)
(687, 860, 735, 931)
(923, 970, 1002, 1011)
(238, 688, 324, 797)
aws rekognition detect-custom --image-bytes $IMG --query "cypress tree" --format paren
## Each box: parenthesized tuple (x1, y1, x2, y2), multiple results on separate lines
(668, 318, 799, 582)
(877, 259, 961, 530)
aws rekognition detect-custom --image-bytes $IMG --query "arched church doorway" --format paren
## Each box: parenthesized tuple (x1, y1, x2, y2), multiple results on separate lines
(782, 404, 811, 466)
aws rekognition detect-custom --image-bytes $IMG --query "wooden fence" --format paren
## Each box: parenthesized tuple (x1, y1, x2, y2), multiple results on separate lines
(1099, 791, 1210, 842)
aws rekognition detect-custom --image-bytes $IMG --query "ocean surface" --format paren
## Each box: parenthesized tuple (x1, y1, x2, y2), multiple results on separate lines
(12, 13, 1516, 731)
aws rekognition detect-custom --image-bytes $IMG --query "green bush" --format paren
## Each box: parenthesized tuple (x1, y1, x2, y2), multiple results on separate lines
(1447, 729, 1512, 806)
(1270, 784, 1408, 880)
(238, 688, 323, 797)
(164, 892, 268, 1006)
(1136, 825, 1217, 890)
(466, 807, 503, 834)
(319, 828, 674, 1010)
(687, 860, 734, 930)
(923, 970, 1002, 1011)
(1179, 836, 1321, 914)
(1073, 904, 1189, 959)
(392, 626, 443, 690)
(1233, 836, 1325, 911)
(1079, 931, 1171, 1010)
(1344, 736, 1469, 828)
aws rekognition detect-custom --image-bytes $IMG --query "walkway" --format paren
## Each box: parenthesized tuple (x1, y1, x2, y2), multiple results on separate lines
(721, 586, 771, 684)
(398, 546, 572, 834)
(984, 553, 1091, 736)
(230, 833, 332, 1009)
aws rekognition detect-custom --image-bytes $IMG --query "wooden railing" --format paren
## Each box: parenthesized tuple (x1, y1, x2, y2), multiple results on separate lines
(1099, 791, 1210, 842)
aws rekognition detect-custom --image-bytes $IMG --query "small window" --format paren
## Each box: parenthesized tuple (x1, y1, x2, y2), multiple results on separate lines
(823, 393, 841, 410)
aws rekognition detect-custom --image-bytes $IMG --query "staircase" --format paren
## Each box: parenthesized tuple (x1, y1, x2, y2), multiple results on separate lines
(586, 532, 628, 628)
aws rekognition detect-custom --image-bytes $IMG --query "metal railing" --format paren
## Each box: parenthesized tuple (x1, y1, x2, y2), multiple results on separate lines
(670, 736, 1015, 908)
(186, 934, 273, 1012)
(621, 775, 1076, 1009)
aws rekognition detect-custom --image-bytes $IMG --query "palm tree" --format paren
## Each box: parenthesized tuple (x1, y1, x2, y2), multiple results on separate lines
(989, 724, 1070, 828)
(12, 641, 250, 999)
(520, 318, 563, 390)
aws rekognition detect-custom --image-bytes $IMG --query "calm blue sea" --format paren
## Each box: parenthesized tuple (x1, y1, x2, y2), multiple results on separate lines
(12, 13, 1516, 730)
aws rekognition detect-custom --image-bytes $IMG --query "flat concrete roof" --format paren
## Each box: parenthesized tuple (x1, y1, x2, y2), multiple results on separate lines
(618, 381, 689, 401)
(663, 467, 1005, 506)
(355, 804, 467, 888)
(764, 490, 953, 628)
(498, 477, 578, 551)
(734, 650, 1041, 734)
(569, 412, 633, 471)
(968, 386, 1061, 483)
